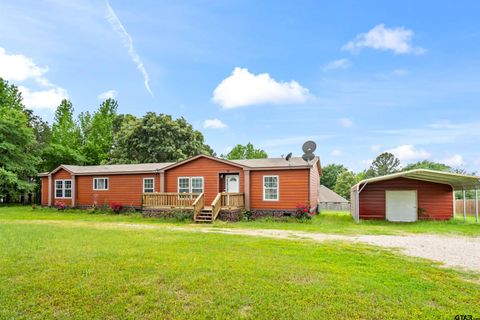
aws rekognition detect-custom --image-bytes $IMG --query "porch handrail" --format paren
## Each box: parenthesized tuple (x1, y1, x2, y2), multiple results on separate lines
(221, 192, 245, 208)
(192, 192, 205, 220)
(211, 193, 222, 221)
(142, 192, 200, 208)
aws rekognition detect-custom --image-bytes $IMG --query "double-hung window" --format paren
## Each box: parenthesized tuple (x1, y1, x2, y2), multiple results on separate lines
(143, 178, 155, 193)
(93, 178, 109, 190)
(55, 179, 72, 198)
(178, 177, 204, 194)
(263, 176, 279, 201)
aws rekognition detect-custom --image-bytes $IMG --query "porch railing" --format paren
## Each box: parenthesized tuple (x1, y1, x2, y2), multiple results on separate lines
(142, 192, 201, 208)
(211, 193, 222, 221)
(220, 192, 245, 208)
(192, 193, 205, 220)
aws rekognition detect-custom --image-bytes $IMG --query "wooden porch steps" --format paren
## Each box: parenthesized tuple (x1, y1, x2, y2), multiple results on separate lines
(195, 207, 213, 223)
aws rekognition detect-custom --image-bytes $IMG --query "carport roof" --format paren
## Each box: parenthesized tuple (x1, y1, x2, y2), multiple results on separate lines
(353, 169, 480, 190)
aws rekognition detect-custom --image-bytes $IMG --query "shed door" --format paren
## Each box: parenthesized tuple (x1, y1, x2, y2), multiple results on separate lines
(386, 190, 417, 222)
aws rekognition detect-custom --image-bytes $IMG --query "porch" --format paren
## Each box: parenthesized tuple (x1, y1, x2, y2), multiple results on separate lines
(142, 192, 245, 223)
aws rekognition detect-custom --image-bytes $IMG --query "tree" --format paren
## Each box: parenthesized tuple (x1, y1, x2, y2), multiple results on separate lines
(320, 164, 347, 189)
(368, 152, 400, 177)
(402, 160, 451, 172)
(110, 112, 214, 163)
(42, 99, 84, 171)
(0, 78, 40, 200)
(81, 98, 118, 164)
(334, 170, 357, 200)
(225, 143, 267, 160)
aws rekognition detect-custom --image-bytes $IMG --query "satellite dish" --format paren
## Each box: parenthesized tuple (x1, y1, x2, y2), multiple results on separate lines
(302, 153, 315, 162)
(302, 140, 317, 153)
(285, 152, 292, 161)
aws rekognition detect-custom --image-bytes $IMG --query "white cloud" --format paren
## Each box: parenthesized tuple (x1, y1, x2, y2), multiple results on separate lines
(339, 117, 353, 128)
(342, 24, 425, 55)
(387, 144, 430, 162)
(0, 47, 49, 84)
(331, 149, 342, 156)
(19, 86, 68, 111)
(323, 58, 351, 71)
(98, 89, 117, 100)
(212, 67, 311, 108)
(203, 118, 228, 129)
(105, 0, 153, 96)
(0, 47, 68, 110)
(370, 144, 381, 152)
(439, 154, 464, 167)
(392, 69, 409, 76)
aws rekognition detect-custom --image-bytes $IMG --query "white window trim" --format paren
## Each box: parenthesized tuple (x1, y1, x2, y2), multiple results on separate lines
(143, 177, 155, 193)
(191, 176, 204, 194)
(263, 175, 279, 201)
(93, 177, 109, 191)
(177, 176, 204, 193)
(55, 179, 72, 199)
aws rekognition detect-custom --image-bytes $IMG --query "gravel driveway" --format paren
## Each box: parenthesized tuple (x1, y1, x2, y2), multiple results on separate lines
(191, 227, 480, 272)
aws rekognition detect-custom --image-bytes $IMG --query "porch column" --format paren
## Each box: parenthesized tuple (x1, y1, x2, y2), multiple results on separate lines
(475, 189, 478, 224)
(48, 174, 52, 206)
(71, 175, 76, 207)
(244, 169, 250, 210)
(463, 189, 467, 222)
(160, 172, 165, 192)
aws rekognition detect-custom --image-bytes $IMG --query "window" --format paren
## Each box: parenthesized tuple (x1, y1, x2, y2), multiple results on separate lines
(191, 177, 204, 194)
(178, 177, 204, 194)
(263, 176, 279, 201)
(178, 177, 190, 193)
(93, 178, 109, 190)
(143, 178, 155, 193)
(55, 179, 72, 198)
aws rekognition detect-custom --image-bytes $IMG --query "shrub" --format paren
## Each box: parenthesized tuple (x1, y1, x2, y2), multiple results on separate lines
(242, 210, 252, 221)
(294, 203, 314, 220)
(54, 201, 66, 211)
(110, 202, 123, 214)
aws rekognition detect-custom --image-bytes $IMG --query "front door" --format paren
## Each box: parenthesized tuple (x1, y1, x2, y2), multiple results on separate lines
(225, 174, 239, 193)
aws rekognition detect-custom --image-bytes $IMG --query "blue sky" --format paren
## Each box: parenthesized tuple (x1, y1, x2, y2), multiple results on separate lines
(1, 1, 480, 172)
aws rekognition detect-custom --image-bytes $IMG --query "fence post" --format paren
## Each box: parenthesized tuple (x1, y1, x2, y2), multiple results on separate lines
(476, 189, 479, 224)
(463, 189, 467, 222)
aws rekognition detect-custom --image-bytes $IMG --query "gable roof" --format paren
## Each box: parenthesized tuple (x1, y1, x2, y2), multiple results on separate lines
(40, 155, 322, 176)
(319, 185, 349, 203)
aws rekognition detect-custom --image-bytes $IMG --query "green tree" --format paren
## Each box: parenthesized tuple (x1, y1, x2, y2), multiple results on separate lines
(42, 99, 84, 170)
(334, 170, 357, 200)
(0, 78, 40, 200)
(320, 164, 347, 189)
(402, 160, 451, 172)
(110, 112, 214, 163)
(224, 143, 267, 160)
(81, 99, 118, 164)
(368, 152, 400, 177)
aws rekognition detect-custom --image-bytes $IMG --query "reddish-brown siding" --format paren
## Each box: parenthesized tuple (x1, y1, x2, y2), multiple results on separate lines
(250, 169, 309, 210)
(41, 177, 49, 206)
(359, 177, 453, 220)
(51, 168, 73, 206)
(76, 174, 158, 207)
(164, 157, 244, 204)
(309, 165, 321, 208)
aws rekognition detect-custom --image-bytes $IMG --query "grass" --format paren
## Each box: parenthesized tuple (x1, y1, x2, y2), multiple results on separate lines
(0, 209, 479, 319)
(1, 206, 479, 236)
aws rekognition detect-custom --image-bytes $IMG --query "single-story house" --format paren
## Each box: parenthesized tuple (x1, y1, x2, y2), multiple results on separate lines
(39, 154, 322, 222)
(351, 169, 480, 222)
(319, 185, 350, 211)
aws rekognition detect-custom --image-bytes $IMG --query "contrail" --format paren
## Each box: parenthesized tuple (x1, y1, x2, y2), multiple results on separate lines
(105, 0, 153, 96)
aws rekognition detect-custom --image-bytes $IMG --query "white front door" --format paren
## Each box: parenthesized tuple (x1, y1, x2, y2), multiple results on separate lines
(386, 190, 418, 222)
(225, 175, 239, 193)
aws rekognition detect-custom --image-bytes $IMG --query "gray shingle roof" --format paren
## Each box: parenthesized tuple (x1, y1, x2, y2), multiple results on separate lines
(231, 157, 317, 168)
(62, 162, 173, 175)
(319, 185, 349, 203)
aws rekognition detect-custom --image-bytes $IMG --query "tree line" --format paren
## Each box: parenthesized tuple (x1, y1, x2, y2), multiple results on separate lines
(322, 152, 475, 200)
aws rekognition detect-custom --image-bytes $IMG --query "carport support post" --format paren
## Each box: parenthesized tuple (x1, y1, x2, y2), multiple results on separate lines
(475, 189, 478, 224)
(463, 189, 467, 222)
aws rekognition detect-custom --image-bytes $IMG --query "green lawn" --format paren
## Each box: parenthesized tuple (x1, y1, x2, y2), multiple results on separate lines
(1, 206, 479, 236)
(0, 206, 479, 319)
